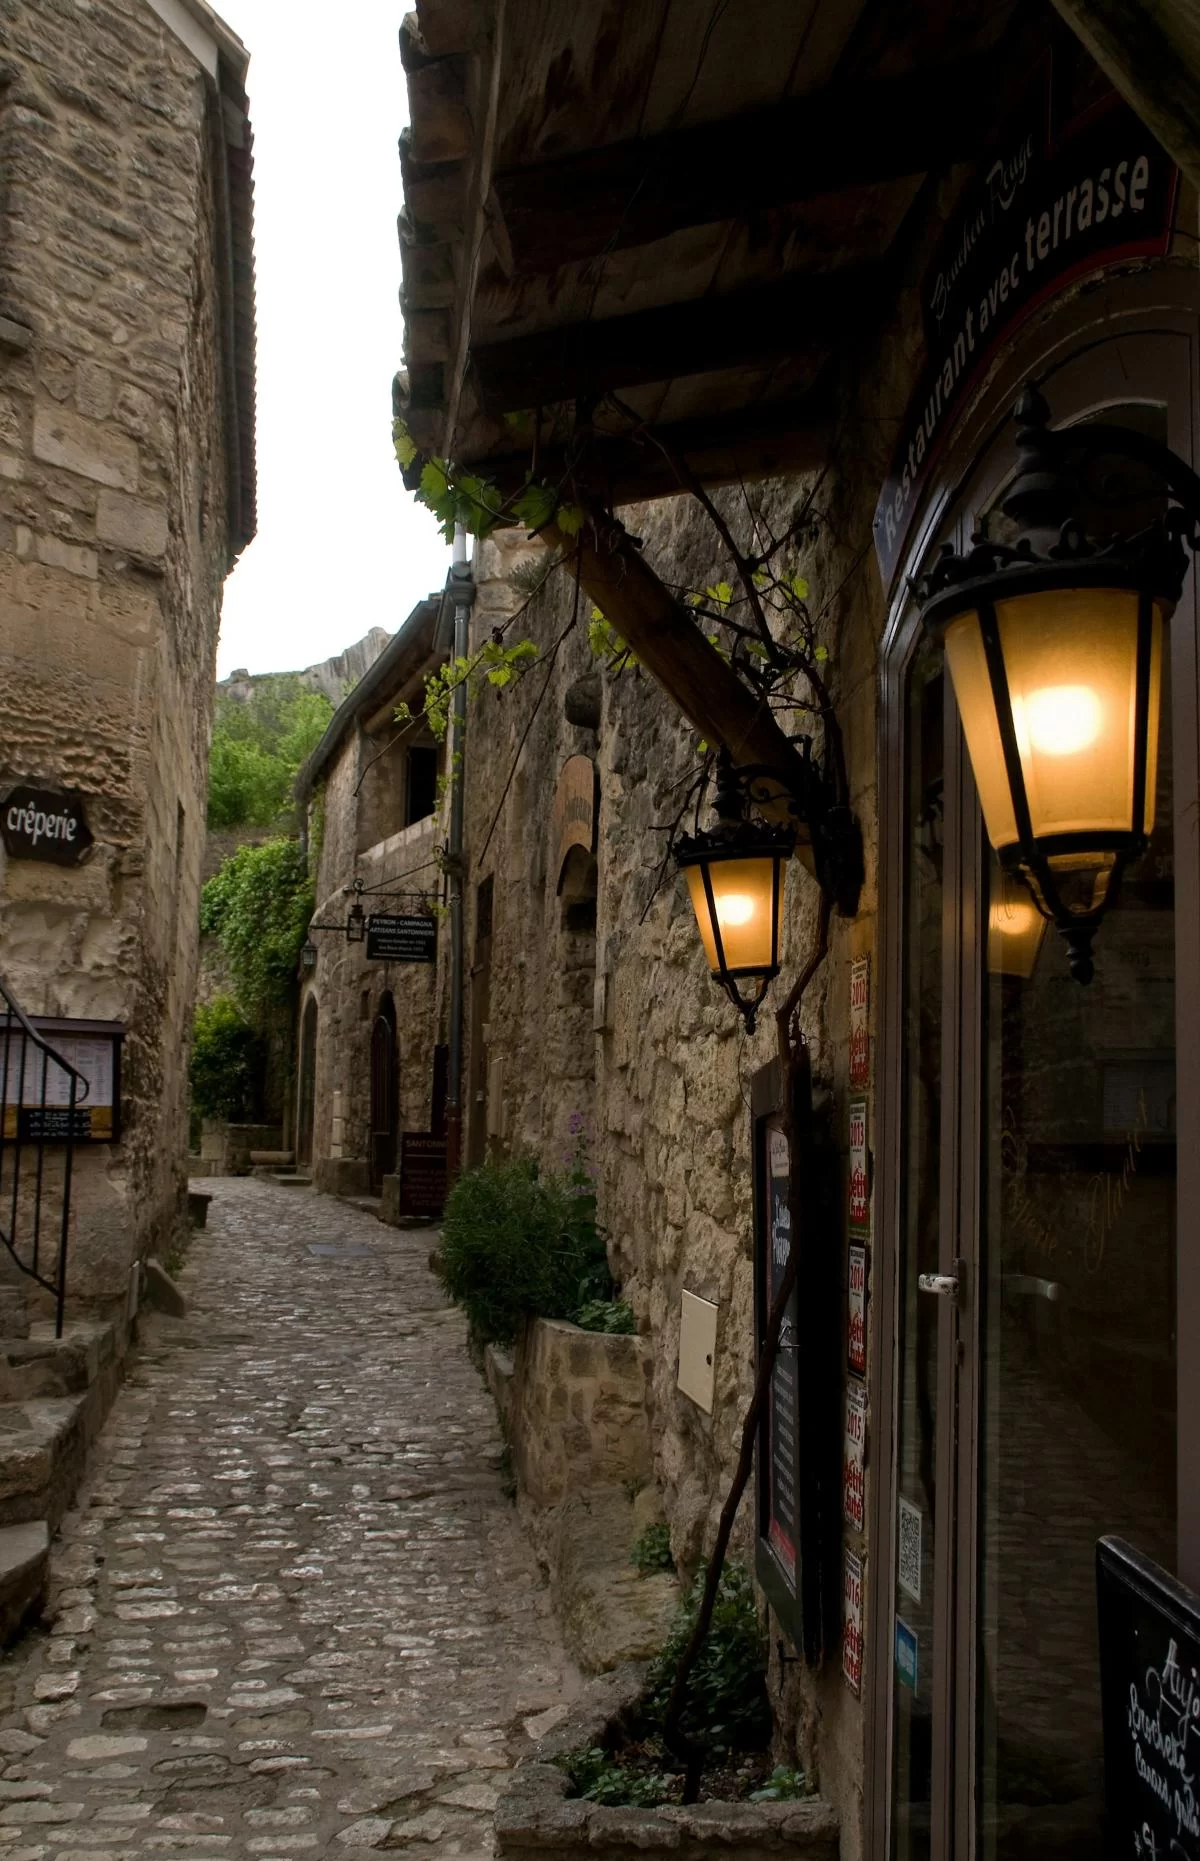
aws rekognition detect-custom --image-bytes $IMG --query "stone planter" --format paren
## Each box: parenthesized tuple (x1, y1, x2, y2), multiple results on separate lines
(495, 1666, 839, 1860)
(508, 1317, 654, 1506)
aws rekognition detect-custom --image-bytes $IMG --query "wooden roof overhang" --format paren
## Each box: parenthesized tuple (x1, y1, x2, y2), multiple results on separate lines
(394, 0, 1047, 506)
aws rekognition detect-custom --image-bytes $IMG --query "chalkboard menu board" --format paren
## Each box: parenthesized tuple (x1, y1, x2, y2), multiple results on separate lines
(399, 1133, 448, 1218)
(1097, 1535, 1200, 1860)
(752, 1062, 803, 1645)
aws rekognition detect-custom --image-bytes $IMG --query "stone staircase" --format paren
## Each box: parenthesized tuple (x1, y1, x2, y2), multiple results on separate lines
(0, 1318, 124, 1649)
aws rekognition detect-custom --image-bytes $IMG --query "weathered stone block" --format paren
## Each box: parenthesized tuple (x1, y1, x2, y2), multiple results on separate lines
(35, 534, 97, 579)
(95, 488, 168, 556)
(32, 403, 138, 490)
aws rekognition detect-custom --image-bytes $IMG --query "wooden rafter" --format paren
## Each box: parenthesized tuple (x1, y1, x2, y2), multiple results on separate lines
(471, 268, 882, 413)
(492, 59, 1001, 271)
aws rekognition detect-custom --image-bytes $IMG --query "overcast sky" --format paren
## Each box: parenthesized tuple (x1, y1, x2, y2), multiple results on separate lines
(215, 0, 451, 678)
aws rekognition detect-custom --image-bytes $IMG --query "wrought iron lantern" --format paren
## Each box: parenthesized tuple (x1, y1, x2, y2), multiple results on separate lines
(919, 385, 1200, 983)
(345, 896, 366, 943)
(300, 937, 318, 971)
(675, 759, 796, 1033)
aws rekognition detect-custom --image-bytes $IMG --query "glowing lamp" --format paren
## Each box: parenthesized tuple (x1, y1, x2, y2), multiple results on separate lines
(675, 763, 794, 1033)
(920, 386, 1189, 983)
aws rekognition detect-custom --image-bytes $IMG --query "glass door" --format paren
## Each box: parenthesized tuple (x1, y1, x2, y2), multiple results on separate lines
(958, 355, 1191, 1860)
(878, 324, 1199, 1861)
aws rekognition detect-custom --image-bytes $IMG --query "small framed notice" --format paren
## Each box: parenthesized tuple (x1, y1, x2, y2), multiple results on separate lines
(847, 1241, 868, 1376)
(848, 1098, 870, 1236)
(843, 1381, 867, 1533)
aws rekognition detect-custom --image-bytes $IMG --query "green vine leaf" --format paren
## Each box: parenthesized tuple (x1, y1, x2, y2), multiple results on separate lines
(393, 418, 418, 471)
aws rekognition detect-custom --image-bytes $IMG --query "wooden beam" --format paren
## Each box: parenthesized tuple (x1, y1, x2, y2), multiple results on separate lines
(549, 510, 814, 824)
(471, 269, 878, 413)
(483, 399, 832, 504)
(493, 60, 1001, 271)
(1050, 0, 1200, 187)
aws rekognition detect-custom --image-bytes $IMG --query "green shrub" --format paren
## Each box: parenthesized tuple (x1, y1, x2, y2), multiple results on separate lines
(640, 1563, 770, 1756)
(207, 677, 333, 829)
(560, 1747, 674, 1809)
(575, 1298, 636, 1334)
(439, 1157, 611, 1345)
(750, 1765, 813, 1802)
(631, 1522, 674, 1576)
(189, 996, 259, 1120)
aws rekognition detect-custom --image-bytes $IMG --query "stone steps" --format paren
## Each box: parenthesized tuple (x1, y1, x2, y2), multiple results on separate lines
(272, 1172, 313, 1188)
(0, 1397, 87, 1531)
(0, 1520, 49, 1646)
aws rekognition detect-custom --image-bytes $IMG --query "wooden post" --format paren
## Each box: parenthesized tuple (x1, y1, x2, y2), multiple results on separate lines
(548, 510, 815, 823)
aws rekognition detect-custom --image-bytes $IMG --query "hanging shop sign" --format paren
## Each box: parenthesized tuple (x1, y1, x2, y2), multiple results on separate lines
(849, 955, 870, 1090)
(366, 914, 437, 964)
(398, 1132, 448, 1218)
(0, 1018, 122, 1143)
(1, 786, 93, 867)
(1097, 1536, 1200, 1861)
(550, 754, 597, 891)
(873, 83, 1179, 593)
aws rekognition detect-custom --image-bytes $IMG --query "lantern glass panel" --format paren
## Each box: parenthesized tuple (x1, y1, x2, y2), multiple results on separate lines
(986, 866, 1047, 979)
(944, 587, 1164, 852)
(683, 855, 779, 975)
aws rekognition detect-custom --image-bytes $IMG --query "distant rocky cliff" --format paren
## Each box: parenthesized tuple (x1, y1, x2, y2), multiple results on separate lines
(221, 626, 392, 707)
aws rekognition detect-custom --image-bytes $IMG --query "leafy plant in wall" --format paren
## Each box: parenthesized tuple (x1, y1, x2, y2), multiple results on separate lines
(199, 837, 314, 1027)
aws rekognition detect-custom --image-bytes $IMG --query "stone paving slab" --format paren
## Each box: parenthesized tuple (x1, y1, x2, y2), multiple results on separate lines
(0, 1180, 577, 1859)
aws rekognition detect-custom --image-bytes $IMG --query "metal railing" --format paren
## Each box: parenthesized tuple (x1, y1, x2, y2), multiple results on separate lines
(0, 973, 87, 1337)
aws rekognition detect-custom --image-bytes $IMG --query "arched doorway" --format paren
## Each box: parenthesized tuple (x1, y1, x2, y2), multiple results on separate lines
(296, 994, 317, 1169)
(369, 992, 398, 1191)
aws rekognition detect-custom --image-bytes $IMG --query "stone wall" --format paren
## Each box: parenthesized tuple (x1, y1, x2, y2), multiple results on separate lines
(0, 0, 251, 1319)
(458, 497, 868, 1829)
(304, 731, 444, 1189)
(508, 1318, 654, 1509)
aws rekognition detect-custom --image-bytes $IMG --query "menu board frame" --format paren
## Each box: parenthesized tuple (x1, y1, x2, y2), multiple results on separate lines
(1097, 1534, 1200, 1861)
(0, 1016, 123, 1144)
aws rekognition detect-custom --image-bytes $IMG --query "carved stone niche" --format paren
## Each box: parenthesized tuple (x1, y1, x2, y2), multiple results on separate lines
(563, 674, 601, 730)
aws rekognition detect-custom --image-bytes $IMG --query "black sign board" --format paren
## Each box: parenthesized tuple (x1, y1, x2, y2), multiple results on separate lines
(366, 914, 437, 964)
(874, 83, 1179, 591)
(1, 786, 93, 866)
(1097, 1535, 1200, 1859)
(752, 1062, 804, 1646)
(399, 1133, 448, 1218)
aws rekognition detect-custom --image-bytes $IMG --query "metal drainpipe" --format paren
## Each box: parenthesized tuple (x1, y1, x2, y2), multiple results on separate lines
(445, 524, 474, 1179)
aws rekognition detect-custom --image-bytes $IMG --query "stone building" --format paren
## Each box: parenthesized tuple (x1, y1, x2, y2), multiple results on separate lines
(0, 0, 255, 1324)
(294, 594, 451, 1193)
(390, 2, 1200, 1857)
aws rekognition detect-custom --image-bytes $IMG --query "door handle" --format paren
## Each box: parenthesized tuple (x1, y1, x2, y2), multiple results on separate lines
(918, 1270, 961, 1301)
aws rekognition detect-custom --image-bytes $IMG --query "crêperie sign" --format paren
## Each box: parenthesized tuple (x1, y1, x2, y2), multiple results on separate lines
(1097, 1535, 1200, 1860)
(1, 786, 93, 867)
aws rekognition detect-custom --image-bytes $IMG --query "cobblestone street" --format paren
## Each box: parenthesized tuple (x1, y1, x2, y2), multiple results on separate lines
(0, 1181, 575, 1861)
